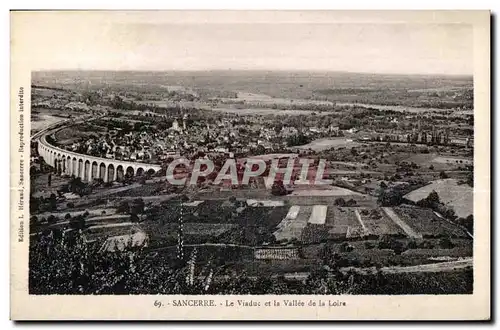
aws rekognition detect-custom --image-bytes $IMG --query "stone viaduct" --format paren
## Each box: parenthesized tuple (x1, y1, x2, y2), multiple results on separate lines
(37, 133, 162, 183)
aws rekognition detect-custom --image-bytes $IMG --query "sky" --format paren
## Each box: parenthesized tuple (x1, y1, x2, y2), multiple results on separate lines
(12, 11, 474, 75)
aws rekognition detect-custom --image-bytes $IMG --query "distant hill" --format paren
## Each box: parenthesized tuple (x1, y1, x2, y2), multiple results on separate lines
(31, 70, 473, 109)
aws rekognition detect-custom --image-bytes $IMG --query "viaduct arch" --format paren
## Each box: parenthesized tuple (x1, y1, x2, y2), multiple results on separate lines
(37, 132, 162, 183)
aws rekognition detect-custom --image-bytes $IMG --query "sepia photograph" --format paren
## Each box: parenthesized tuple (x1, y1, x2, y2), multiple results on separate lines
(10, 10, 490, 320)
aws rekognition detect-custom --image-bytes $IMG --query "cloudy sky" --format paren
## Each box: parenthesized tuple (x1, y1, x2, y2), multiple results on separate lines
(12, 11, 473, 75)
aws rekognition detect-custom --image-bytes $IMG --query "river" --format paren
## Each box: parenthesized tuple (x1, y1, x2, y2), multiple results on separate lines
(336, 102, 464, 114)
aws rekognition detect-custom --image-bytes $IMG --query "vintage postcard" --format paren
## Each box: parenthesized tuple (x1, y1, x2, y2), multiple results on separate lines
(10, 10, 490, 320)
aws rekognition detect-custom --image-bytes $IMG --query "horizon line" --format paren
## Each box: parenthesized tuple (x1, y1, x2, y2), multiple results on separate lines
(32, 69, 473, 78)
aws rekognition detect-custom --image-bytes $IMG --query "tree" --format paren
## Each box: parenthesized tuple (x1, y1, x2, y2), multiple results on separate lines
(346, 199, 357, 207)
(69, 177, 85, 194)
(457, 214, 474, 234)
(406, 239, 418, 249)
(427, 190, 440, 204)
(69, 215, 86, 230)
(47, 215, 57, 225)
(340, 242, 354, 252)
(286, 132, 310, 147)
(439, 171, 449, 179)
(130, 213, 140, 223)
(439, 205, 457, 221)
(65, 213, 71, 220)
(369, 209, 382, 220)
(377, 188, 404, 207)
(131, 198, 145, 215)
(334, 198, 346, 207)
(48, 193, 57, 211)
(418, 190, 440, 208)
(364, 241, 376, 249)
(466, 171, 473, 187)
(439, 236, 454, 249)
(419, 240, 435, 249)
(378, 236, 405, 255)
(117, 201, 130, 214)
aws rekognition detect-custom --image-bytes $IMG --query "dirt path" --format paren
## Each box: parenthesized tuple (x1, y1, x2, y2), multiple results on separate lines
(342, 258, 473, 275)
(90, 222, 135, 230)
(202, 258, 474, 282)
(151, 243, 255, 252)
(381, 258, 473, 273)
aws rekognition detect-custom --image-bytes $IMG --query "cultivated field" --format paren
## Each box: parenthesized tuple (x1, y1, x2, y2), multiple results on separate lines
(84, 224, 141, 242)
(182, 223, 237, 237)
(393, 205, 468, 238)
(404, 179, 473, 218)
(433, 156, 473, 165)
(291, 138, 361, 151)
(326, 207, 361, 239)
(308, 205, 328, 225)
(289, 187, 361, 197)
(273, 205, 311, 241)
(357, 207, 405, 237)
(382, 207, 422, 239)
